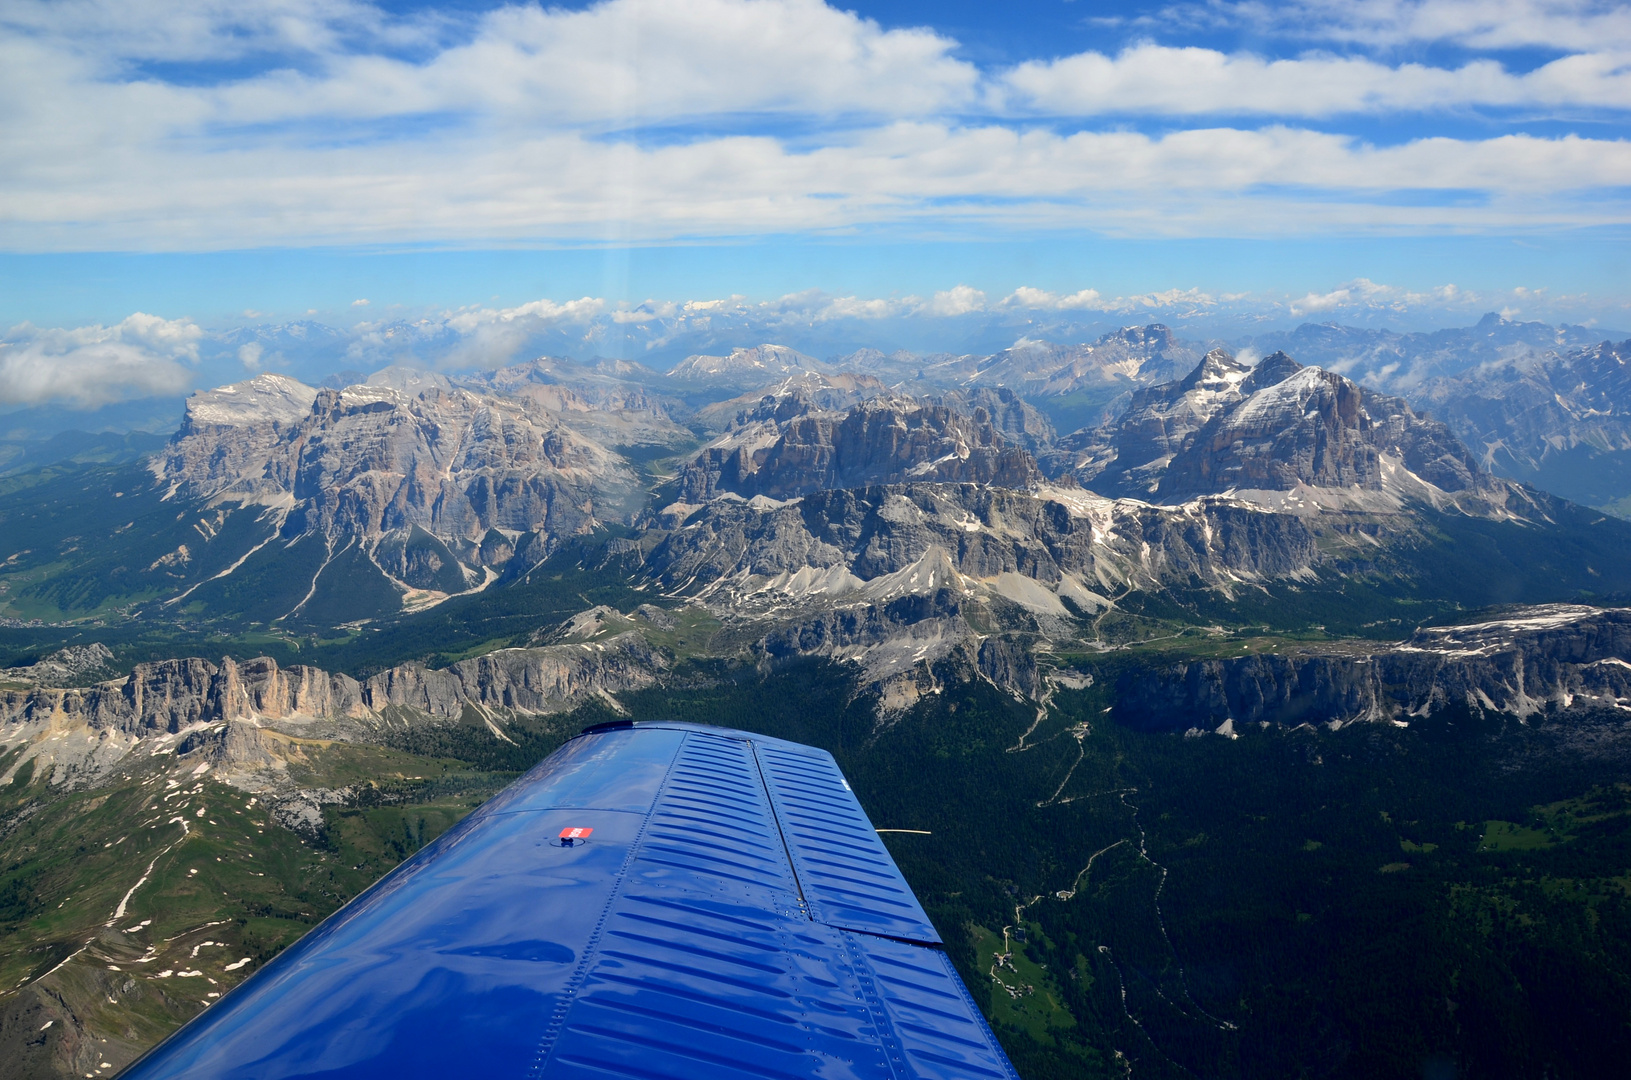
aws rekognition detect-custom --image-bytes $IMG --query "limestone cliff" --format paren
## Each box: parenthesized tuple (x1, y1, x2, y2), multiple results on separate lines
(0, 635, 663, 789)
(1115, 606, 1631, 731)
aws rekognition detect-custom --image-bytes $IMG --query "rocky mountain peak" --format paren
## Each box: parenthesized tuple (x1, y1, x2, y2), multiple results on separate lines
(152, 366, 649, 603)
(1068, 349, 1252, 498)
(1152, 355, 1492, 500)
(1157, 363, 1373, 497)
(1238, 350, 1302, 393)
(1177, 347, 1251, 391)
(666, 343, 827, 385)
(676, 398, 1039, 503)
(182, 373, 318, 430)
(1065, 348, 1487, 503)
(933, 387, 1057, 453)
(1102, 323, 1176, 352)
(364, 365, 452, 395)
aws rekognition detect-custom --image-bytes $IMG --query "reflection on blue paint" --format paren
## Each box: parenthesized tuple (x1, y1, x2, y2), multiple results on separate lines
(119, 722, 1017, 1080)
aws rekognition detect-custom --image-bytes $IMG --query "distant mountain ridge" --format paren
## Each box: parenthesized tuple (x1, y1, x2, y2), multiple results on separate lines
(7, 314, 1631, 1080)
(1, 322, 1628, 716)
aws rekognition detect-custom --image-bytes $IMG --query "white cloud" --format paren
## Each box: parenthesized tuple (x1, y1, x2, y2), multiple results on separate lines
(1002, 287, 1112, 311)
(0, 0, 1628, 251)
(757, 290, 901, 321)
(237, 341, 264, 369)
(926, 286, 987, 316)
(443, 297, 607, 332)
(996, 43, 1631, 116)
(3, 117, 1629, 248)
(1, 0, 975, 133)
(0, 313, 202, 406)
(1288, 278, 1464, 316)
(1002, 286, 1222, 314)
(380, 296, 610, 368)
(1196, 0, 1631, 52)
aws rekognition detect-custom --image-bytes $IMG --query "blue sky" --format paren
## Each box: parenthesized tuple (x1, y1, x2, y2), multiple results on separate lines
(0, 0, 1629, 407)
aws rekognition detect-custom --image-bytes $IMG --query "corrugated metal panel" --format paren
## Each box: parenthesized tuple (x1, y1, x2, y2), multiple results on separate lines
(845, 933, 1020, 1080)
(537, 730, 894, 1078)
(753, 742, 942, 945)
(119, 723, 1016, 1080)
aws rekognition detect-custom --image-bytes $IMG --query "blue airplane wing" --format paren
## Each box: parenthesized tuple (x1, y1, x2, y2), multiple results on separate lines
(119, 721, 1019, 1080)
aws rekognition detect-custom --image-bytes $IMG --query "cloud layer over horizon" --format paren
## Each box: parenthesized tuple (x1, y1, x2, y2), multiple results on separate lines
(5, 274, 1619, 413)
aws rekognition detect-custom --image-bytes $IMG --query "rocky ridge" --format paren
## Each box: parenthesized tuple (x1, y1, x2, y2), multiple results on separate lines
(153, 373, 652, 596)
(914, 324, 1199, 399)
(1063, 349, 1484, 503)
(1411, 338, 1631, 509)
(0, 635, 664, 794)
(1116, 605, 1631, 734)
(666, 344, 827, 387)
(10, 330, 1631, 793)
(675, 396, 1039, 503)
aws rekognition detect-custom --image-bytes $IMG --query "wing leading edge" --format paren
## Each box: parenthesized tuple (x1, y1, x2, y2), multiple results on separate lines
(119, 722, 1019, 1080)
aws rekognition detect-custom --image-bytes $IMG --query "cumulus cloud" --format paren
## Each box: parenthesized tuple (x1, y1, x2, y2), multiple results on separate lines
(349, 296, 611, 369)
(0, 0, 1627, 249)
(995, 43, 1631, 116)
(2, 0, 974, 131)
(0, 313, 202, 407)
(926, 286, 987, 316)
(1288, 278, 1465, 316)
(1002, 285, 1223, 314)
(1002, 287, 1110, 311)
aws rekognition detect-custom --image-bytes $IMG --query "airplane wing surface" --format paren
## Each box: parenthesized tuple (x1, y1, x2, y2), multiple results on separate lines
(119, 721, 1019, 1080)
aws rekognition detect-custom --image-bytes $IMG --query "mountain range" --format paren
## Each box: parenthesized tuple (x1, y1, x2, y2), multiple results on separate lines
(2, 318, 1631, 1078)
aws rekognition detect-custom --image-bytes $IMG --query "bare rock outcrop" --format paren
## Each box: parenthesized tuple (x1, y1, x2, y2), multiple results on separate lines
(678, 401, 1039, 503)
(1069, 350, 1486, 502)
(0, 636, 665, 788)
(150, 374, 647, 586)
(1115, 605, 1631, 731)
(645, 482, 1318, 601)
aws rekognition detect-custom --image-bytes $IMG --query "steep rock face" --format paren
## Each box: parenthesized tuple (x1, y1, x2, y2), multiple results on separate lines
(1115, 606, 1631, 730)
(678, 401, 1039, 502)
(1361, 386, 1482, 494)
(0, 637, 665, 787)
(666, 344, 827, 386)
(644, 482, 1319, 601)
(155, 379, 645, 581)
(284, 385, 639, 541)
(955, 325, 1199, 397)
(1411, 338, 1631, 508)
(1071, 347, 1251, 497)
(0, 656, 363, 739)
(0, 640, 663, 738)
(1065, 350, 1484, 501)
(154, 373, 318, 505)
(359, 635, 664, 716)
(933, 388, 1057, 453)
(1158, 355, 1379, 497)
